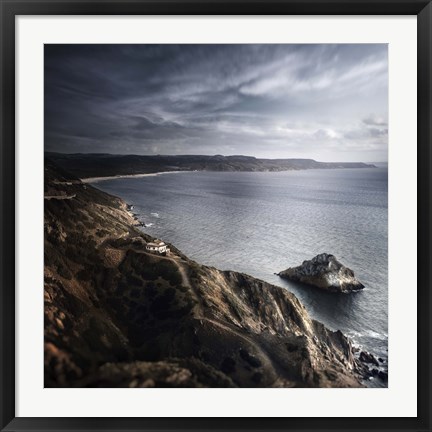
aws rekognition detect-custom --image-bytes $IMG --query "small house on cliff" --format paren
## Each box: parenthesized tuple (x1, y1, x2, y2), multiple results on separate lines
(146, 239, 170, 255)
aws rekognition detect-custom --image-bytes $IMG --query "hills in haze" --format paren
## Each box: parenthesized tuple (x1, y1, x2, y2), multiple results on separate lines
(46, 153, 376, 179)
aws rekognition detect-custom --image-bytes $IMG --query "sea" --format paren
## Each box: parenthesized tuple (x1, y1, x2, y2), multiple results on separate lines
(93, 167, 388, 384)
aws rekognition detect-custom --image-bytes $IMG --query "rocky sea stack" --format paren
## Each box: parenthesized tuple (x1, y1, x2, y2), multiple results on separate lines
(278, 253, 365, 293)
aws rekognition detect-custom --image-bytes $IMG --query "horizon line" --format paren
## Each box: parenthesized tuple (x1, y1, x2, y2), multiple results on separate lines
(44, 151, 386, 164)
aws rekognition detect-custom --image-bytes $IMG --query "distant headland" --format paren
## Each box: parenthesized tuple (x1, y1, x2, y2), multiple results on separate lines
(45, 153, 376, 180)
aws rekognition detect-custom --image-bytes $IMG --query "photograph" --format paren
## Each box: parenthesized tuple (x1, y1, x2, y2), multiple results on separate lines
(44, 43, 388, 388)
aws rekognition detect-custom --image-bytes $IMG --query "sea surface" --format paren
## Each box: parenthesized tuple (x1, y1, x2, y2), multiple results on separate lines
(94, 167, 388, 383)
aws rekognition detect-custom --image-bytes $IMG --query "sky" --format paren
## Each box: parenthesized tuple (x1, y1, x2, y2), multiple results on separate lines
(45, 44, 388, 162)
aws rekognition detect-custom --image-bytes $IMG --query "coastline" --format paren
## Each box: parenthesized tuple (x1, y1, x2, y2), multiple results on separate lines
(81, 170, 190, 183)
(120, 193, 386, 387)
(100, 174, 388, 387)
(44, 162, 386, 387)
(81, 166, 377, 184)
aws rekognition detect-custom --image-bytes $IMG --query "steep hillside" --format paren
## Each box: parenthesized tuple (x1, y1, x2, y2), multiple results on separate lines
(44, 162, 364, 387)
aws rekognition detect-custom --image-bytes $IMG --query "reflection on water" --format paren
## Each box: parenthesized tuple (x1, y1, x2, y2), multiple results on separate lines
(96, 168, 388, 371)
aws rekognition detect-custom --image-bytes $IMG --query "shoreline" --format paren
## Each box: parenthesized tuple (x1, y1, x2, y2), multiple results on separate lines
(80, 165, 383, 184)
(81, 170, 190, 183)
(120, 194, 387, 387)
(71, 165, 386, 387)
(114, 178, 388, 386)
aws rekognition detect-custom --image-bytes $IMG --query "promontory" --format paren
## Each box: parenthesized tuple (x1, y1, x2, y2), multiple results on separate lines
(44, 161, 365, 387)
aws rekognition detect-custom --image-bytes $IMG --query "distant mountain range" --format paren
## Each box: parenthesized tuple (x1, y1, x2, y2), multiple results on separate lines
(45, 152, 376, 179)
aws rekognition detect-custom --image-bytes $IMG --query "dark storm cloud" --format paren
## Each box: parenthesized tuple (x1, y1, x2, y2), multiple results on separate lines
(45, 44, 388, 161)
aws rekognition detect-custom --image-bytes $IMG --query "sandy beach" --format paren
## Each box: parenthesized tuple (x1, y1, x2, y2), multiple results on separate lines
(81, 170, 189, 183)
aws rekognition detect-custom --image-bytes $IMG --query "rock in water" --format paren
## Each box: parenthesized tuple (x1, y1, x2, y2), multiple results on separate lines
(278, 253, 364, 293)
(359, 351, 379, 366)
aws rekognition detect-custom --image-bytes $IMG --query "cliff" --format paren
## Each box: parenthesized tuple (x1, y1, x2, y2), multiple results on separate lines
(44, 162, 364, 387)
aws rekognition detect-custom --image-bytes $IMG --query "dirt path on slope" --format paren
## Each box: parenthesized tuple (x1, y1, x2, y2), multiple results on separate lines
(44, 194, 76, 200)
(100, 240, 287, 383)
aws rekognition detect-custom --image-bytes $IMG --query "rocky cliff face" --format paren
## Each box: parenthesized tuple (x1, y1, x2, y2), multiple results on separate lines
(44, 163, 364, 387)
(278, 253, 365, 293)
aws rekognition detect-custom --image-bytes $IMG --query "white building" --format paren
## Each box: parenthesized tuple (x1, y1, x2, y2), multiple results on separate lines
(145, 239, 170, 255)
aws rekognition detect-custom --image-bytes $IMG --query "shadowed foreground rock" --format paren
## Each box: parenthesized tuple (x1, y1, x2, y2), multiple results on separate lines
(359, 351, 379, 366)
(278, 253, 365, 293)
(44, 162, 364, 388)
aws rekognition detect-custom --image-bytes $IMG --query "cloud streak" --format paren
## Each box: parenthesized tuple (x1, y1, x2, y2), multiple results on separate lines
(45, 44, 388, 162)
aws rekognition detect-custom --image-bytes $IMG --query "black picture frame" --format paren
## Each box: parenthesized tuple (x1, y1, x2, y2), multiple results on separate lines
(1, 1, 431, 431)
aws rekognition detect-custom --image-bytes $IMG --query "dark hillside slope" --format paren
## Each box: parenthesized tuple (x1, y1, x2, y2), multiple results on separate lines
(44, 162, 364, 387)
